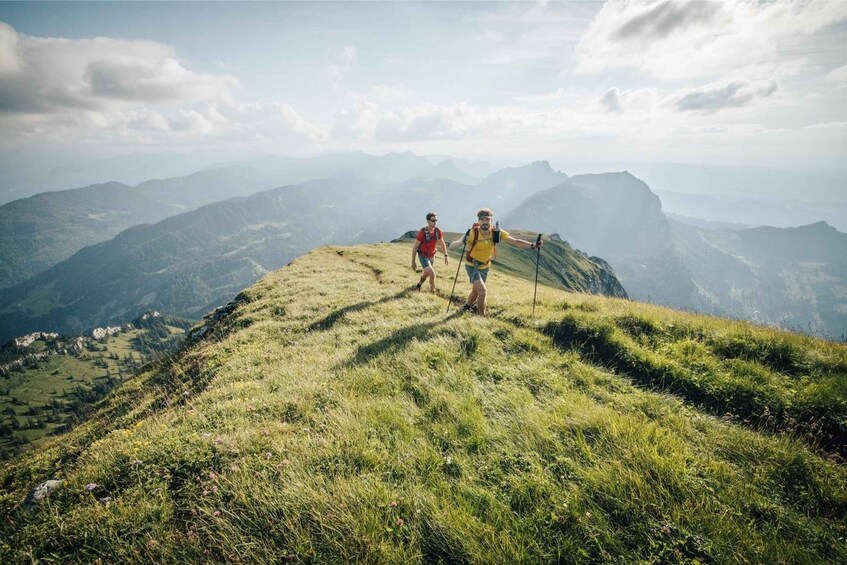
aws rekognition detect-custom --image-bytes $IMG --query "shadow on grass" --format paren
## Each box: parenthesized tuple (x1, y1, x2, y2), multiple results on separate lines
(309, 287, 419, 332)
(544, 315, 847, 460)
(344, 311, 465, 368)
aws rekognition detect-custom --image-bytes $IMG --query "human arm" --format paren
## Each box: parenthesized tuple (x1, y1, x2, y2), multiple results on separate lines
(505, 234, 543, 250)
(437, 237, 449, 264)
(411, 240, 421, 269)
(448, 232, 468, 250)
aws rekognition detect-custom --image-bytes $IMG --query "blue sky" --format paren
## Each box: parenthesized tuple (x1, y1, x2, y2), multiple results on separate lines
(1, 1, 845, 173)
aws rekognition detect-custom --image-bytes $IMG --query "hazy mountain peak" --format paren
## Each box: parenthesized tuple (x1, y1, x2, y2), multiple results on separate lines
(529, 160, 554, 171)
(799, 220, 836, 233)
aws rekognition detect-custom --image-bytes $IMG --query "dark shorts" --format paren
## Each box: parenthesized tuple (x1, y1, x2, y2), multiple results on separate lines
(418, 254, 435, 269)
(466, 264, 489, 283)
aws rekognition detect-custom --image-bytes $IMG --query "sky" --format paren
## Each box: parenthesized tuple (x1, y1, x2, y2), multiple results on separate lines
(0, 0, 846, 175)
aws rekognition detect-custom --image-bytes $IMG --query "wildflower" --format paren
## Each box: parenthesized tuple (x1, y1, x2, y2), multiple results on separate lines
(202, 433, 211, 438)
(85, 483, 97, 491)
(100, 496, 112, 504)
(396, 518, 404, 526)
(131, 460, 143, 467)
(265, 452, 273, 460)
(146, 539, 158, 549)
(661, 525, 671, 534)
(213, 510, 222, 518)
(390, 500, 398, 507)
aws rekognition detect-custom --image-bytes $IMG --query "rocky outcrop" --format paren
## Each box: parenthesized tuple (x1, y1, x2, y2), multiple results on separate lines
(588, 256, 628, 299)
(23, 480, 64, 510)
(91, 326, 126, 340)
(188, 293, 252, 344)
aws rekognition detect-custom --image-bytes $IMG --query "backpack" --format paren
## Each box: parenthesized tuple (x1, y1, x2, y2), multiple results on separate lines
(421, 226, 442, 243)
(464, 223, 500, 264)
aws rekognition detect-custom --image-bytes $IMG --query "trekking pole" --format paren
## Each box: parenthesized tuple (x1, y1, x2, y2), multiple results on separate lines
(532, 233, 542, 316)
(447, 236, 468, 313)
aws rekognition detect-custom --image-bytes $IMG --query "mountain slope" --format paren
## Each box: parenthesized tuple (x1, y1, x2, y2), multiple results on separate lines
(505, 172, 702, 309)
(0, 151, 482, 291)
(0, 313, 190, 459)
(505, 173, 847, 336)
(671, 219, 847, 338)
(0, 183, 169, 289)
(354, 160, 567, 241)
(0, 163, 579, 342)
(1, 241, 844, 563)
(0, 178, 384, 341)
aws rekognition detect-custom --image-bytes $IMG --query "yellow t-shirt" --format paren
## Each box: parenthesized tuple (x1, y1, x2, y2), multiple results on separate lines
(467, 228, 509, 269)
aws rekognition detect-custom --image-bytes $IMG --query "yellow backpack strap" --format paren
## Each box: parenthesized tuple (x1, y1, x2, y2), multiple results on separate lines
(465, 225, 481, 262)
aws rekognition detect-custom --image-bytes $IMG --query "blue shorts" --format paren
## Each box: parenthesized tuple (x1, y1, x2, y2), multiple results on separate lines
(466, 264, 489, 283)
(418, 254, 435, 269)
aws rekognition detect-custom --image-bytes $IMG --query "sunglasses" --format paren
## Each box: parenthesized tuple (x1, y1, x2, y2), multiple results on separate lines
(428, 218, 438, 222)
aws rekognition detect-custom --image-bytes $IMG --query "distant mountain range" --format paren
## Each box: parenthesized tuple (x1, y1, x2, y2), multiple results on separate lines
(657, 190, 847, 232)
(0, 152, 485, 290)
(0, 153, 844, 342)
(506, 173, 847, 338)
(0, 160, 578, 342)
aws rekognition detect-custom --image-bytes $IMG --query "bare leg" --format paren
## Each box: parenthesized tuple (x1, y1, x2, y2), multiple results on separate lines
(427, 266, 436, 291)
(466, 287, 478, 308)
(473, 279, 488, 316)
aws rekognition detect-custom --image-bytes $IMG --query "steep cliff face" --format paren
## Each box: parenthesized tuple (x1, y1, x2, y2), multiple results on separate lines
(506, 172, 669, 258)
(586, 256, 628, 299)
(505, 172, 700, 309)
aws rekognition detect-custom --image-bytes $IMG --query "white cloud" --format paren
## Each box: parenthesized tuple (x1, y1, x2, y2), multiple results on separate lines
(599, 87, 659, 114)
(672, 80, 779, 114)
(0, 22, 238, 114)
(84, 57, 237, 104)
(826, 64, 847, 85)
(807, 121, 847, 130)
(326, 45, 357, 89)
(575, 0, 847, 80)
(0, 22, 20, 73)
(0, 22, 326, 151)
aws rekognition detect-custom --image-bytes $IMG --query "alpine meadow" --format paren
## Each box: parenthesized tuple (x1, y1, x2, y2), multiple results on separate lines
(2, 1, 847, 564)
(1, 241, 845, 563)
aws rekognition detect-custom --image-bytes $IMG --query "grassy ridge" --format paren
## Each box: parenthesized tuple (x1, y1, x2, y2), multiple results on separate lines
(1, 242, 845, 563)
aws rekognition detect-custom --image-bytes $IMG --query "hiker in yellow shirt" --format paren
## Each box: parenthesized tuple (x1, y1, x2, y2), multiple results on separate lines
(449, 208, 543, 316)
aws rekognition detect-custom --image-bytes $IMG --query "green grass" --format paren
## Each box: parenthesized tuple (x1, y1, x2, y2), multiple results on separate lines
(1, 242, 845, 563)
(0, 325, 185, 457)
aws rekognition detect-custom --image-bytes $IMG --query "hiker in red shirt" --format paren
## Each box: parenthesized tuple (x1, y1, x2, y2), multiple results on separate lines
(411, 212, 448, 292)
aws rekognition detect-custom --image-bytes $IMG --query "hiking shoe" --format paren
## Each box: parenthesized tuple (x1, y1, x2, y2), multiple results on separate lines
(415, 282, 423, 292)
(461, 303, 477, 313)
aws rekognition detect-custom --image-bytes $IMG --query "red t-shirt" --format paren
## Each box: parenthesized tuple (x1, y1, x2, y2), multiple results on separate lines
(416, 227, 441, 258)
